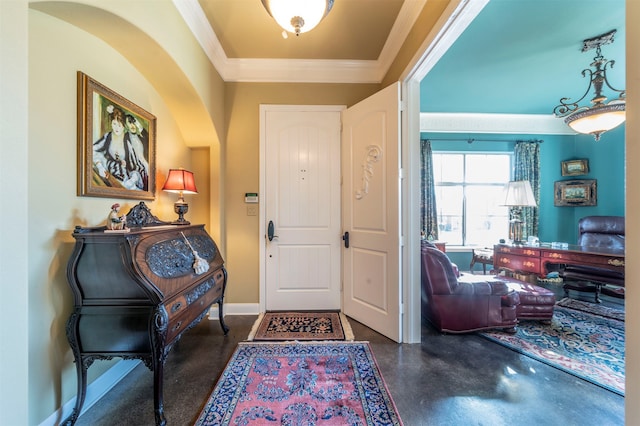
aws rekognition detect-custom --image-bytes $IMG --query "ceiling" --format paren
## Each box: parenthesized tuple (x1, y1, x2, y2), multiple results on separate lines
(197, 0, 405, 60)
(178, 0, 432, 83)
(181, 0, 625, 116)
(421, 0, 626, 116)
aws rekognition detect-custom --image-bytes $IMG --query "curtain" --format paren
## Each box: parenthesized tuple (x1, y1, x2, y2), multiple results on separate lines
(420, 139, 438, 240)
(513, 141, 541, 239)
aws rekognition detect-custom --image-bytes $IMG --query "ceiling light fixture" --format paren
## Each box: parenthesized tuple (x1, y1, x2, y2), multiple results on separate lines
(261, 0, 334, 36)
(553, 30, 626, 141)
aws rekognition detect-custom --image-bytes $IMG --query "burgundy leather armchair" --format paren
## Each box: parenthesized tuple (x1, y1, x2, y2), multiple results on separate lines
(421, 243, 519, 333)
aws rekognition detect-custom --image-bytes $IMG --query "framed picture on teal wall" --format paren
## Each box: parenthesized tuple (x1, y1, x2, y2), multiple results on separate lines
(561, 159, 589, 176)
(554, 179, 597, 206)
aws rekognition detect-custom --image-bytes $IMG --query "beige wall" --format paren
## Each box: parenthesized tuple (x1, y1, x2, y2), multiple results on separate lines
(626, 0, 639, 419)
(0, 1, 29, 424)
(222, 82, 380, 303)
(0, 0, 224, 425)
(26, 10, 199, 423)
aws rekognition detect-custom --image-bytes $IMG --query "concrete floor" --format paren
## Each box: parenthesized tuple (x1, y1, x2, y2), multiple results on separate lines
(74, 294, 624, 426)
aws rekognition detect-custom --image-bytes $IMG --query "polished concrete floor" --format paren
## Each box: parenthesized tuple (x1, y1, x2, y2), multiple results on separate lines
(75, 292, 624, 426)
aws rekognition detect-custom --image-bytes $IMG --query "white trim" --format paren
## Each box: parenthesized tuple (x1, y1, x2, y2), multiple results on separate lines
(378, 0, 428, 78)
(174, 0, 425, 83)
(420, 112, 576, 135)
(208, 302, 261, 317)
(401, 0, 491, 344)
(39, 360, 140, 426)
(404, 0, 489, 82)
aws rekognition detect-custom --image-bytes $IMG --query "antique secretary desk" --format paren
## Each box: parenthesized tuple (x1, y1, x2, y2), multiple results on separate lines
(63, 203, 229, 426)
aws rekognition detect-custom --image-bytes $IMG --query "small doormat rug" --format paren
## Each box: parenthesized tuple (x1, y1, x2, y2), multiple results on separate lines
(481, 305, 625, 395)
(249, 311, 353, 341)
(194, 342, 403, 425)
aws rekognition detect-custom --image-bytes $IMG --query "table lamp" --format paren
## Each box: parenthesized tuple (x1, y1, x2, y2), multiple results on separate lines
(502, 180, 537, 244)
(162, 168, 198, 225)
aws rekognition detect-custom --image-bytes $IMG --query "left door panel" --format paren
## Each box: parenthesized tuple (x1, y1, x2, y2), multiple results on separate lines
(262, 106, 343, 310)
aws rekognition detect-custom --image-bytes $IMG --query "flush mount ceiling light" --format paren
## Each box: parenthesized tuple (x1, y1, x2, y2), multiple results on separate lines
(261, 0, 334, 36)
(553, 30, 626, 141)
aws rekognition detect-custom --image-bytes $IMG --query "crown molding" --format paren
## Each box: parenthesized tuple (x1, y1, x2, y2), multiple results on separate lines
(377, 0, 427, 78)
(420, 113, 576, 135)
(173, 0, 425, 83)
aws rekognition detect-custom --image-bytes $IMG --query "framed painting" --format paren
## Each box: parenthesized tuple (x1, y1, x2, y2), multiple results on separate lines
(554, 179, 597, 206)
(77, 71, 156, 200)
(561, 159, 589, 176)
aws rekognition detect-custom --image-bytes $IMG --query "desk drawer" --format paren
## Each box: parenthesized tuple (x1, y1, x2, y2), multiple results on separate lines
(495, 254, 540, 274)
(165, 271, 225, 342)
(495, 245, 540, 257)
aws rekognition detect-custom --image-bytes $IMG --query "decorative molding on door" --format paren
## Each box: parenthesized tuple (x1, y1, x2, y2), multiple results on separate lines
(355, 145, 383, 200)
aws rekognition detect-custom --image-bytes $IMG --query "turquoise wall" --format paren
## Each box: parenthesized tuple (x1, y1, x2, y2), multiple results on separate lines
(422, 127, 625, 272)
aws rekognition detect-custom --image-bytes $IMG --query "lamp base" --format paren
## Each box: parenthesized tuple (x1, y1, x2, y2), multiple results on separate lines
(509, 219, 524, 244)
(173, 202, 190, 225)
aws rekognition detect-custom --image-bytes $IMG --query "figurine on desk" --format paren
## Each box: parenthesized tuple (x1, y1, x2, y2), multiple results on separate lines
(108, 203, 127, 230)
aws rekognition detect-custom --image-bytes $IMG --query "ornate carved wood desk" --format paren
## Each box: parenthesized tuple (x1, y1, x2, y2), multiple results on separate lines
(63, 203, 228, 426)
(494, 243, 624, 279)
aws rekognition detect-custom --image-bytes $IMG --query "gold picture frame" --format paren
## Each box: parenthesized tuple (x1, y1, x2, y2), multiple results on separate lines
(554, 179, 597, 206)
(561, 159, 589, 176)
(77, 71, 156, 200)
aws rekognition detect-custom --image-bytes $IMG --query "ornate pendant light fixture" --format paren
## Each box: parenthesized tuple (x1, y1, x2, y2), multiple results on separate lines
(553, 30, 626, 141)
(261, 0, 334, 36)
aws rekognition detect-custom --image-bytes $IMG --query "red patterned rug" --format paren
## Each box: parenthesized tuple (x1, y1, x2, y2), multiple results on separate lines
(194, 342, 403, 425)
(249, 311, 352, 341)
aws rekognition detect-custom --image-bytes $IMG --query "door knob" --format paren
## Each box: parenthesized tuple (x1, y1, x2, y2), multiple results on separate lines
(267, 220, 278, 241)
(342, 231, 349, 248)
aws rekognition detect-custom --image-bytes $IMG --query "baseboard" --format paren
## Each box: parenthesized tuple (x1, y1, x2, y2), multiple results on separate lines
(208, 302, 260, 318)
(39, 359, 140, 426)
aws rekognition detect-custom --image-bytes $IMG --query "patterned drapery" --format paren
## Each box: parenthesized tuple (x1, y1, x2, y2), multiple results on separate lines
(513, 141, 541, 238)
(420, 139, 438, 240)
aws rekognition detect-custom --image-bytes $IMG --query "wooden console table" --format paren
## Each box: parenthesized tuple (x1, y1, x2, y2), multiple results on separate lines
(493, 243, 625, 279)
(63, 203, 228, 426)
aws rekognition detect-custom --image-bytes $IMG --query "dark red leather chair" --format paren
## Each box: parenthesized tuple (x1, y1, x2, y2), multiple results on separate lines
(421, 243, 519, 334)
(562, 216, 625, 302)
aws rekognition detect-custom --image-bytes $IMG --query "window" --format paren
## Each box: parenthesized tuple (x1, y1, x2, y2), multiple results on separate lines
(432, 153, 512, 247)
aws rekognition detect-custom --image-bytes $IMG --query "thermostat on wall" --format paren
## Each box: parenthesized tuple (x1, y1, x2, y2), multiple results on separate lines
(245, 193, 259, 203)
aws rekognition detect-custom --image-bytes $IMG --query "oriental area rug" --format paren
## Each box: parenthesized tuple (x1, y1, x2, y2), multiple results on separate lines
(194, 342, 403, 426)
(481, 301, 625, 395)
(248, 311, 354, 341)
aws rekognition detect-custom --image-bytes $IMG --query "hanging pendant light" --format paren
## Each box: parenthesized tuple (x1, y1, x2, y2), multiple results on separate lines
(261, 0, 334, 36)
(553, 30, 626, 141)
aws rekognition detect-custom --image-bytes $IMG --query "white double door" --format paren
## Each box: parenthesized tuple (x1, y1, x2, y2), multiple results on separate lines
(260, 83, 401, 341)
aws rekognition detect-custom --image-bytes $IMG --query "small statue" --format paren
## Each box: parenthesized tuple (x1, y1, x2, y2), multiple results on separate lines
(108, 203, 127, 230)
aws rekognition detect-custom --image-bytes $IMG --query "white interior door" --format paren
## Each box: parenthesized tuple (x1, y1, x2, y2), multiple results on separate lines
(262, 106, 343, 311)
(342, 82, 402, 342)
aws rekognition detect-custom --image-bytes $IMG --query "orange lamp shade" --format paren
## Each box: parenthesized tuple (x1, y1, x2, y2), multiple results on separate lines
(162, 169, 198, 194)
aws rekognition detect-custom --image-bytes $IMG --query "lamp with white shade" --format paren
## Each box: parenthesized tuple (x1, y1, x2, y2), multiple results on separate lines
(502, 180, 537, 244)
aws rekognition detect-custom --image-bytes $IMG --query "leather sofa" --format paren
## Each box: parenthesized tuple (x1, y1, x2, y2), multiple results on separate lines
(561, 215, 625, 302)
(421, 242, 519, 333)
